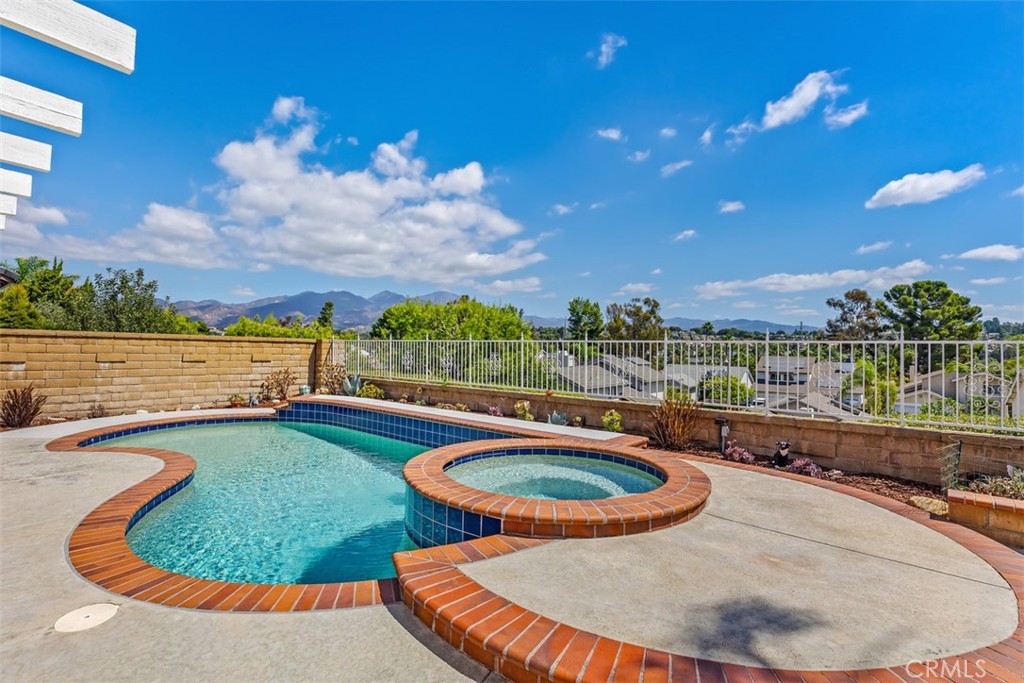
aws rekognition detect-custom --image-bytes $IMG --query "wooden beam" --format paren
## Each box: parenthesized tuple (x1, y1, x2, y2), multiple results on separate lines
(0, 215, 6, 231)
(0, 77, 83, 136)
(0, 132, 52, 172)
(0, 168, 33, 197)
(0, 194, 17, 216)
(0, 0, 136, 74)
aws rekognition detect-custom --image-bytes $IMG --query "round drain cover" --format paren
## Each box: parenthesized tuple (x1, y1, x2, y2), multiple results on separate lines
(54, 603, 118, 633)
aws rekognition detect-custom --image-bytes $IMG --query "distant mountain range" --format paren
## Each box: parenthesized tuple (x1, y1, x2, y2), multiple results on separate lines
(174, 289, 815, 334)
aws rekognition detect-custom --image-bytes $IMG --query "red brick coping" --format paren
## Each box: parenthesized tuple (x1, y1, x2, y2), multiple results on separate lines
(395, 452, 1024, 683)
(46, 404, 646, 612)
(405, 439, 710, 539)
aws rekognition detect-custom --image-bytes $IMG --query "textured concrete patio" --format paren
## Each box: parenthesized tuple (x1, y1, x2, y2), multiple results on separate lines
(1, 411, 1019, 681)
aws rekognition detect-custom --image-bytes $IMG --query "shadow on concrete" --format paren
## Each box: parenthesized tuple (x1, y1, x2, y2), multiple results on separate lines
(384, 603, 498, 682)
(688, 597, 824, 668)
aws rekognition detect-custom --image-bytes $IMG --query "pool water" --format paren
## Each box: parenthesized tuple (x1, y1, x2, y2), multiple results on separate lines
(106, 422, 427, 584)
(447, 454, 661, 499)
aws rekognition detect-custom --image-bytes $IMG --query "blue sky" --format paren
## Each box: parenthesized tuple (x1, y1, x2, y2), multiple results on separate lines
(3, 1, 1022, 325)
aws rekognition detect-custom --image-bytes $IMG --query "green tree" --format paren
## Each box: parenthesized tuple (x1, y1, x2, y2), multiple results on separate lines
(566, 297, 603, 339)
(824, 288, 888, 340)
(370, 296, 531, 340)
(876, 280, 982, 340)
(0, 284, 45, 329)
(605, 297, 663, 340)
(316, 301, 335, 330)
(698, 375, 754, 406)
(841, 359, 899, 415)
(224, 313, 330, 338)
(696, 322, 715, 338)
(88, 267, 200, 334)
(22, 257, 78, 307)
(0, 256, 49, 283)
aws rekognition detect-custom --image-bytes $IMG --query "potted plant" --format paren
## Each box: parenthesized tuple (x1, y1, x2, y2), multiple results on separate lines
(228, 393, 245, 408)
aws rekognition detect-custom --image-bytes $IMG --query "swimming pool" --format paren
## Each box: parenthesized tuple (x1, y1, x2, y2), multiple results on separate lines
(107, 422, 427, 584)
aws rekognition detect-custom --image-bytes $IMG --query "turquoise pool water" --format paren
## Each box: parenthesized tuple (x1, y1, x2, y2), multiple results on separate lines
(447, 455, 661, 499)
(106, 422, 427, 584)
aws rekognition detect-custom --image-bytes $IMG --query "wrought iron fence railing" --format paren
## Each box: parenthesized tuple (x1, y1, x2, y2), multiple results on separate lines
(329, 336, 1024, 434)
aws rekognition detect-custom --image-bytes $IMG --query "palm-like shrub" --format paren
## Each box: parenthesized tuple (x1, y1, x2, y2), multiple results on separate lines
(647, 398, 700, 450)
(1, 385, 47, 428)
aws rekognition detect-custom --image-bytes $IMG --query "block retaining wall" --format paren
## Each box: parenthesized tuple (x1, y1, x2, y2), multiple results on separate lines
(0, 329, 327, 418)
(947, 490, 1024, 548)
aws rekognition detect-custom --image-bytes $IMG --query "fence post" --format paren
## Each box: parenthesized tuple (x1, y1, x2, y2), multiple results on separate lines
(663, 331, 669, 398)
(584, 331, 589, 396)
(899, 329, 906, 426)
(468, 334, 473, 386)
(764, 329, 770, 416)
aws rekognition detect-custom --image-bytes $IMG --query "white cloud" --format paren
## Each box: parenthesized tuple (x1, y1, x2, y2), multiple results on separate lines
(970, 277, 1007, 286)
(855, 240, 892, 255)
(7, 202, 230, 269)
(15, 201, 69, 226)
(718, 200, 745, 213)
(982, 303, 1024, 316)
(695, 259, 931, 299)
(698, 126, 713, 148)
(673, 230, 697, 241)
(613, 282, 653, 296)
(1010, 184, 1024, 197)
(551, 203, 576, 216)
(762, 70, 848, 130)
(660, 160, 693, 178)
(249, 262, 272, 272)
(596, 127, 624, 142)
(659, 127, 677, 138)
(271, 96, 315, 124)
(579, 271, 592, 277)
(824, 100, 869, 129)
(593, 33, 627, 69)
(627, 149, 651, 163)
(13, 99, 545, 284)
(231, 286, 256, 298)
(958, 244, 1024, 261)
(733, 300, 759, 309)
(727, 70, 866, 146)
(776, 305, 820, 317)
(865, 164, 986, 209)
(346, 136, 359, 146)
(651, 268, 662, 275)
(589, 201, 607, 210)
(475, 276, 542, 295)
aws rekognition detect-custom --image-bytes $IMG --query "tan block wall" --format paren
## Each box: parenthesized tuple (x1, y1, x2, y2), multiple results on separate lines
(0, 330, 329, 417)
(948, 498, 1024, 548)
(368, 379, 1023, 486)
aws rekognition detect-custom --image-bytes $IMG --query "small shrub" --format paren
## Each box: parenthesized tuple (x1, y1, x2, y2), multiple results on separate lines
(398, 393, 410, 403)
(548, 411, 568, 426)
(356, 382, 385, 400)
(487, 405, 504, 417)
(228, 393, 245, 407)
(514, 400, 534, 421)
(723, 440, 756, 464)
(342, 373, 362, 396)
(318, 361, 348, 394)
(1, 385, 47, 428)
(453, 402, 471, 412)
(259, 367, 297, 402)
(571, 415, 585, 428)
(647, 398, 700, 450)
(787, 457, 824, 479)
(87, 403, 107, 419)
(415, 400, 427, 406)
(961, 465, 1024, 500)
(601, 409, 622, 433)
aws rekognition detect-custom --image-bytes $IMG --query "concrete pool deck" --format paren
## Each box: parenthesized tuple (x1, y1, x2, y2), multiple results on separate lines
(2, 409, 1022, 682)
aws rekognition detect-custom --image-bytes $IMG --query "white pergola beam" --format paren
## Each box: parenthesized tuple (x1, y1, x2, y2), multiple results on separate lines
(0, 132, 52, 172)
(0, 168, 33, 197)
(0, 0, 136, 74)
(0, 77, 83, 137)
(0, 194, 17, 216)
(0, 215, 6, 231)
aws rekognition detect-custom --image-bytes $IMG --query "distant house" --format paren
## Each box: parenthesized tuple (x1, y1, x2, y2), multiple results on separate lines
(553, 364, 629, 397)
(595, 355, 667, 396)
(664, 364, 754, 401)
(755, 356, 816, 386)
(895, 388, 948, 415)
(1006, 371, 1024, 418)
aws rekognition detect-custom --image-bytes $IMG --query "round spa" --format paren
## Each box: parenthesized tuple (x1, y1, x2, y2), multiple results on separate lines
(403, 439, 711, 548)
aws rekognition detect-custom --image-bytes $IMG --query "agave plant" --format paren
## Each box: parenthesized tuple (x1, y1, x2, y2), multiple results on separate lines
(548, 411, 568, 426)
(342, 374, 362, 396)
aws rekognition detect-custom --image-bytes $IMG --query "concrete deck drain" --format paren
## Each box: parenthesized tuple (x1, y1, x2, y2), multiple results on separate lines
(54, 603, 119, 633)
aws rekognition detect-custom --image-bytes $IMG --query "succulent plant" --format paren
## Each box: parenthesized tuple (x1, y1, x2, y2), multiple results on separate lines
(342, 373, 362, 396)
(548, 411, 568, 425)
